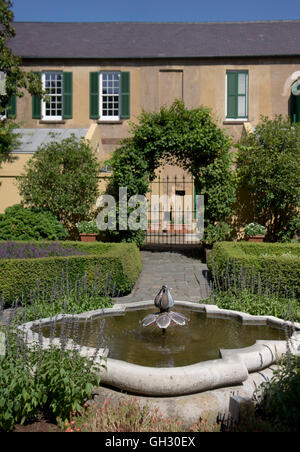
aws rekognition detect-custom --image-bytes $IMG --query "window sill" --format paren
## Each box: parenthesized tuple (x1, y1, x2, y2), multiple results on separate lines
(97, 120, 123, 124)
(39, 120, 66, 124)
(223, 120, 248, 125)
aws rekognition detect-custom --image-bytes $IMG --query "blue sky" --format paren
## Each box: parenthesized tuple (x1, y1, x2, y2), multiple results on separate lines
(12, 0, 300, 23)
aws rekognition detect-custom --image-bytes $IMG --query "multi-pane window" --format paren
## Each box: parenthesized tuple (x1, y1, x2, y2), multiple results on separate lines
(226, 70, 248, 119)
(42, 71, 63, 120)
(100, 72, 120, 120)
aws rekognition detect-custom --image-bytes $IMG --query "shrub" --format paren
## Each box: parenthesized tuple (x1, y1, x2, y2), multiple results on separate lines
(255, 354, 300, 432)
(0, 329, 102, 431)
(236, 115, 300, 242)
(0, 241, 142, 305)
(17, 135, 101, 238)
(0, 204, 68, 241)
(208, 242, 300, 298)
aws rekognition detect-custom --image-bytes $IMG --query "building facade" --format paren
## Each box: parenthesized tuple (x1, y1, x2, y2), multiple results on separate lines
(1, 21, 300, 222)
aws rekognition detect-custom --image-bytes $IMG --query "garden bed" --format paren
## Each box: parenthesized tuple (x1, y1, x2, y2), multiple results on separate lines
(0, 241, 142, 305)
(207, 242, 300, 298)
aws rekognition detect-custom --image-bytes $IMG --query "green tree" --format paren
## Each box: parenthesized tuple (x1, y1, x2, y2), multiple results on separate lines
(17, 134, 101, 238)
(0, 0, 42, 165)
(108, 100, 236, 244)
(0, 0, 42, 113)
(0, 0, 43, 165)
(236, 115, 300, 242)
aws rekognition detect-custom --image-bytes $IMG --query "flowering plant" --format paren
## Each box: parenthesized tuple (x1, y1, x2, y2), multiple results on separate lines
(0, 241, 85, 259)
(244, 223, 266, 236)
(76, 220, 99, 234)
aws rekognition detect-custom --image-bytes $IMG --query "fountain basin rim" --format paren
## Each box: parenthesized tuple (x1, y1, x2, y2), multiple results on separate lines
(17, 300, 300, 396)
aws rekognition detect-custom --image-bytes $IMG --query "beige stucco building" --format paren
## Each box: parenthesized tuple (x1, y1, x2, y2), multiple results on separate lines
(1, 21, 300, 230)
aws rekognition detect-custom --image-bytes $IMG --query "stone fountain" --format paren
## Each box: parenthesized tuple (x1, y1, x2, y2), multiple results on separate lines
(141, 285, 187, 330)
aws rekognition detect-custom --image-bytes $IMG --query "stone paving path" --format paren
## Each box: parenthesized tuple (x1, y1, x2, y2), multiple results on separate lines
(113, 248, 211, 304)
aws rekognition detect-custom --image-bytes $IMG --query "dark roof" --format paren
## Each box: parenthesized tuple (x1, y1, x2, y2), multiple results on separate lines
(9, 21, 300, 59)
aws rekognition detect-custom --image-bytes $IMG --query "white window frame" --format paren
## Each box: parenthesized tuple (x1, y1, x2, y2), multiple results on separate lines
(100, 71, 120, 121)
(42, 71, 63, 121)
(225, 70, 249, 121)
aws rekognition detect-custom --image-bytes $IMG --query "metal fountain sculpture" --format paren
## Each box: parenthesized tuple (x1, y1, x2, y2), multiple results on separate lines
(141, 285, 188, 332)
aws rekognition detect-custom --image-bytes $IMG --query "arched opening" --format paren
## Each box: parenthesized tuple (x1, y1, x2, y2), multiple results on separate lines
(105, 100, 236, 247)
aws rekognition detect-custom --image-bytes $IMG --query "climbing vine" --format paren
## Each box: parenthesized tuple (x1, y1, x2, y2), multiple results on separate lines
(106, 100, 237, 244)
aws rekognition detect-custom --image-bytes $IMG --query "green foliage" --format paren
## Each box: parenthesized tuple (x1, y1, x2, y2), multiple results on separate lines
(208, 242, 300, 298)
(0, 331, 101, 431)
(0, 241, 142, 305)
(255, 354, 300, 432)
(108, 100, 237, 244)
(236, 115, 300, 242)
(33, 347, 101, 421)
(212, 290, 300, 322)
(62, 397, 220, 432)
(0, 204, 68, 240)
(277, 215, 300, 243)
(15, 293, 113, 324)
(76, 220, 99, 234)
(0, 120, 20, 165)
(0, 1, 42, 110)
(203, 221, 232, 244)
(17, 135, 102, 238)
(244, 222, 266, 237)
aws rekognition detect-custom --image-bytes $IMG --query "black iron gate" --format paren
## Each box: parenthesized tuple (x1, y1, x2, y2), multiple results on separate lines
(145, 175, 203, 245)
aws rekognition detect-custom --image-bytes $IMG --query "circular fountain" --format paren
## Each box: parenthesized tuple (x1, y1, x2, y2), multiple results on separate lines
(18, 287, 300, 398)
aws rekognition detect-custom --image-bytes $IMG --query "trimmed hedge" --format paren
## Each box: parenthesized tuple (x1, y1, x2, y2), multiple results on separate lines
(0, 241, 142, 305)
(207, 242, 300, 298)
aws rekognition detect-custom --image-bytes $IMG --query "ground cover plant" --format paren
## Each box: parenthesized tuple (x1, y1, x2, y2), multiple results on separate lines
(0, 324, 103, 431)
(61, 398, 220, 432)
(254, 353, 300, 432)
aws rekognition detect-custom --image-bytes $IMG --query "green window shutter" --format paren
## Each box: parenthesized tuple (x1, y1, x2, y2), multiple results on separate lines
(90, 72, 99, 119)
(32, 72, 42, 119)
(120, 72, 130, 119)
(227, 71, 237, 118)
(6, 93, 17, 118)
(296, 94, 300, 123)
(63, 72, 73, 119)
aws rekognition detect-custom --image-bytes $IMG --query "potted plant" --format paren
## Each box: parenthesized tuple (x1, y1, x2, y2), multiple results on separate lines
(244, 223, 266, 242)
(77, 220, 99, 242)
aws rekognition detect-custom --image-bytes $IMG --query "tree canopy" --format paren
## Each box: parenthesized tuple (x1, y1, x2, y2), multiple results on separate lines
(0, 1, 43, 167)
(17, 134, 102, 238)
(236, 115, 300, 241)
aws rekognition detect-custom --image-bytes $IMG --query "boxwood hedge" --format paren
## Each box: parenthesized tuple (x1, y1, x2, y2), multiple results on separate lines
(207, 242, 300, 298)
(0, 241, 142, 305)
